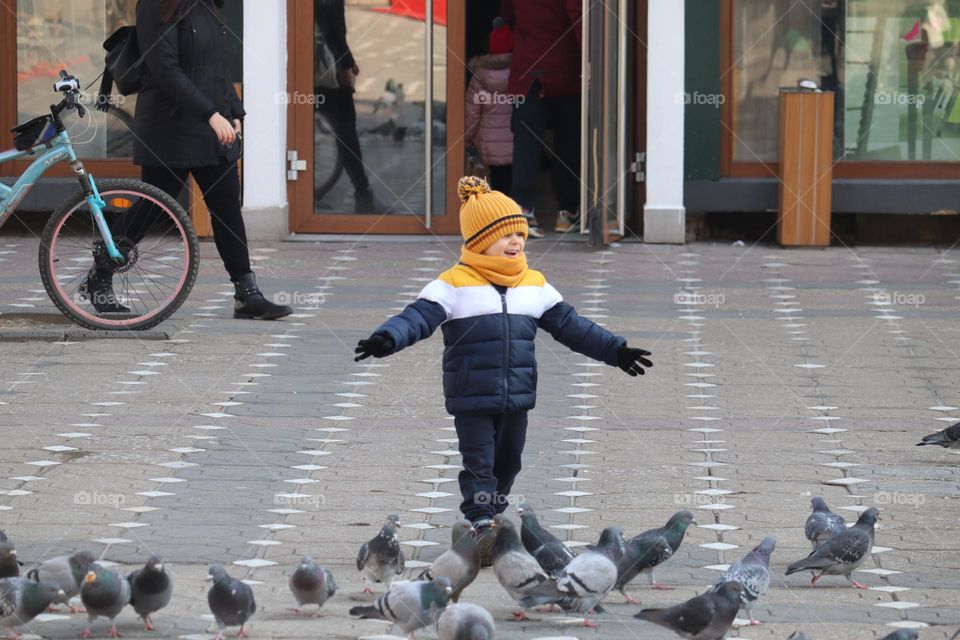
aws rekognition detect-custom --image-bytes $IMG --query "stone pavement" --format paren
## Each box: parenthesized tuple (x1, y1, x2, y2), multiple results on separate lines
(1, 233, 960, 640)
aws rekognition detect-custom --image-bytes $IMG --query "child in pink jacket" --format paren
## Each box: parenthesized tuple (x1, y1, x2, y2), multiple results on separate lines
(464, 17, 514, 194)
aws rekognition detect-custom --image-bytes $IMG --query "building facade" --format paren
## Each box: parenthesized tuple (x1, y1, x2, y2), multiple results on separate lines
(2, 1, 955, 244)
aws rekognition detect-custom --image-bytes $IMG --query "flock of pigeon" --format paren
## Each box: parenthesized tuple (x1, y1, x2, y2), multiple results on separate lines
(0, 419, 956, 640)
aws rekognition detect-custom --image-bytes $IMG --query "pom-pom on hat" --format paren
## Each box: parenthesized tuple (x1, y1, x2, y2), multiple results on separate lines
(489, 16, 513, 55)
(457, 176, 527, 253)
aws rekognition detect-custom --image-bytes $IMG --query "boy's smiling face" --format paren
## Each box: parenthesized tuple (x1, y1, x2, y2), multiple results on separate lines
(482, 231, 526, 258)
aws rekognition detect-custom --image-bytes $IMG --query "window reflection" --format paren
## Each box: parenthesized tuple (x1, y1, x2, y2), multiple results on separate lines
(16, 0, 137, 159)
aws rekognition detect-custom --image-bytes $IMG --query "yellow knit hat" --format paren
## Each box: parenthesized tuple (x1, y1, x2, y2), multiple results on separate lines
(457, 176, 528, 253)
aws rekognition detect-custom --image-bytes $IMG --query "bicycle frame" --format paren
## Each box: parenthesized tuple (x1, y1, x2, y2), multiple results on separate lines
(0, 131, 122, 260)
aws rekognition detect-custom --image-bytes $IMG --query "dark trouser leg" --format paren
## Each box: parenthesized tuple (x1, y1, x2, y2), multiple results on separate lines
(318, 89, 370, 193)
(189, 160, 252, 281)
(510, 83, 548, 211)
(117, 164, 191, 244)
(546, 94, 582, 212)
(454, 414, 497, 523)
(491, 412, 527, 514)
(487, 164, 512, 195)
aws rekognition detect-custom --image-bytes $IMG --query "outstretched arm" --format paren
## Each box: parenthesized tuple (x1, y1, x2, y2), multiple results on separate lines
(355, 298, 447, 361)
(537, 301, 625, 366)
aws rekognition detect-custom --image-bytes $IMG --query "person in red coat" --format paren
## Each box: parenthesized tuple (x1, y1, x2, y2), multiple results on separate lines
(501, 0, 582, 237)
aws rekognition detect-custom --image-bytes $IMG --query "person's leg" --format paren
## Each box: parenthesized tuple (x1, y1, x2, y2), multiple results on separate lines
(191, 161, 292, 320)
(510, 83, 547, 237)
(487, 164, 512, 195)
(454, 414, 498, 524)
(320, 89, 371, 195)
(546, 93, 582, 214)
(491, 411, 528, 514)
(116, 164, 190, 243)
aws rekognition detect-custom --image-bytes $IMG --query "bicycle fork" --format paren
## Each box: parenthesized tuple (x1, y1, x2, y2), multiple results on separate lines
(65, 139, 122, 262)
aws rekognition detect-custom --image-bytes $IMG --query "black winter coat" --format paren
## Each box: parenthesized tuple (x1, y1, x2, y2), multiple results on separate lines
(133, 0, 245, 168)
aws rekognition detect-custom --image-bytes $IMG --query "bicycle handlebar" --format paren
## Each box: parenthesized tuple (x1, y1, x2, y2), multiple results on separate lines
(50, 70, 86, 125)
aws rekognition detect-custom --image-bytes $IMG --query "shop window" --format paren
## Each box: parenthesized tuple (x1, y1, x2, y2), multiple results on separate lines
(730, 0, 960, 163)
(16, 0, 136, 159)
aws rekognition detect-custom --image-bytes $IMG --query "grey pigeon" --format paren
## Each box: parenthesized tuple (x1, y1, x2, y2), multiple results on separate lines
(518, 526, 624, 627)
(618, 510, 696, 593)
(489, 514, 551, 620)
(127, 555, 172, 631)
(517, 502, 575, 579)
(349, 577, 452, 638)
(635, 580, 743, 640)
(207, 564, 256, 640)
(712, 536, 775, 624)
(32, 550, 96, 612)
(917, 420, 960, 448)
(0, 542, 19, 579)
(805, 498, 846, 549)
(357, 514, 405, 593)
(0, 577, 65, 636)
(434, 602, 495, 640)
(417, 520, 479, 602)
(80, 563, 131, 639)
(880, 631, 920, 640)
(288, 556, 336, 615)
(785, 507, 879, 588)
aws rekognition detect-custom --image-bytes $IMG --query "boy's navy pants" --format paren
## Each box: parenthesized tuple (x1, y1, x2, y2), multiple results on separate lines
(454, 412, 528, 523)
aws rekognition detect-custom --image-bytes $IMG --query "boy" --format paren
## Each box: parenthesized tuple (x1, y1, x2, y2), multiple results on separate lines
(354, 176, 652, 562)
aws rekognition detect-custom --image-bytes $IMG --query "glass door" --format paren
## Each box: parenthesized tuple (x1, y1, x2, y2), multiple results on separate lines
(287, 0, 462, 235)
(582, 0, 630, 245)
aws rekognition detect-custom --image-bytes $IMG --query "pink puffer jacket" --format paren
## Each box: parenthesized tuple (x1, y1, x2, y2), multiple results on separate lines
(464, 54, 514, 167)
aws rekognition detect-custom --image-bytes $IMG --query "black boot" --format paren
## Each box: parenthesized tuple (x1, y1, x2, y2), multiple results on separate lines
(232, 272, 293, 320)
(80, 246, 130, 314)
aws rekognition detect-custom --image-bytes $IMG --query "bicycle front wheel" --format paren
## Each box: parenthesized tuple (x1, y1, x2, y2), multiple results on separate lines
(39, 178, 199, 331)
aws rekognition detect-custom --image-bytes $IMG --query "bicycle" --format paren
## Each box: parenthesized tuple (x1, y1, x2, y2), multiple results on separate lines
(1, 71, 199, 331)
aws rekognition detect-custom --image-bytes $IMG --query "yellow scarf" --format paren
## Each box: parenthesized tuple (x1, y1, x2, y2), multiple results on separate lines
(458, 245, 528, 287)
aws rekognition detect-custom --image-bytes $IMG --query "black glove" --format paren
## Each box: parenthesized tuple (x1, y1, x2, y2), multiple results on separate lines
(617, 345, 653, 376)
(354, 333, 395, 361)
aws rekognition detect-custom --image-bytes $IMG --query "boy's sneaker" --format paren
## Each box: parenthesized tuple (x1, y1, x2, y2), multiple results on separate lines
(522, 208, 546, 239)
(554, 209, 580, 233)
(472, 518, 495, 568)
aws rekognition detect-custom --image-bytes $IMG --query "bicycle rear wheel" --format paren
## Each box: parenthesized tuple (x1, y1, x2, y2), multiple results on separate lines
(38, 178, 199, 331)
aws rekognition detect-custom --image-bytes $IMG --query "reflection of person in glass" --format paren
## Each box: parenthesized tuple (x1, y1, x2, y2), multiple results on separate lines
(314, 0, 383, 213)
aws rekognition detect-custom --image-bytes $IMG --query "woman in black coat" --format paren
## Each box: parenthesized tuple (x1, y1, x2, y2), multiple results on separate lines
(130, 0, 290, 319)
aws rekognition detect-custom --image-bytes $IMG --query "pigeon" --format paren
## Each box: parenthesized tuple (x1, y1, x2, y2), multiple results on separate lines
(349, 577, 452, 639)
(805, 498, 846, 549)
(489, 514, 551, 620)
(0, 543, 19, 579)
(787, 632, 809, 640)
(880, 631, 920, 640)
(619, 510, 696, 593)
(518, 526, 624, 627)
(80, 563, 131, 639)
(357, 514, 405, 593)
(434, 602, 495, 640)
(0, 576, 65, 638)
(288, 556, 336, 615)
(917, 420, 960, 448)
(417, 520, 479, 602)
(127, 555, 172, 631)
(612, 535, 671, 604)
(31, 550, 96, 612)
(207, 564, 256, 640)
(517, 502, 575, 579)
(785, 507, 879, 588)
(712, 536, 775, 625)
(634, 580, 743, 640)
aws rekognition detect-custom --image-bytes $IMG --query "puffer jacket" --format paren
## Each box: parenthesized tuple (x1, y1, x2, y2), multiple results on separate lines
(464, 54, 514, 167)
(373, 264, 625, 416)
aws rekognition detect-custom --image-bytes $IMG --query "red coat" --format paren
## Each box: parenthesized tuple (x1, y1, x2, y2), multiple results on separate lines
(501, 0, 582, 98)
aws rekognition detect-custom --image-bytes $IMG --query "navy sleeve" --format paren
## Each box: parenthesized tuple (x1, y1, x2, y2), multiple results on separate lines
(373, 298, 447, 355)
(537, 301, 625, 367)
